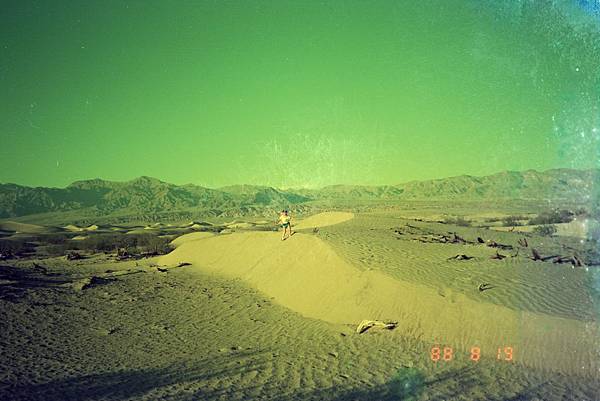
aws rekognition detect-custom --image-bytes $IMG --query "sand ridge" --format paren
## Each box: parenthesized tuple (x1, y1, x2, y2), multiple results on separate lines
(0, 221, 62, 234)
(7, 258, 595, 400)
(159, 215, 599, 376)
(3, 211, 600, 399)
(170, 232, 215, 248)
(293, 212, 354, 230)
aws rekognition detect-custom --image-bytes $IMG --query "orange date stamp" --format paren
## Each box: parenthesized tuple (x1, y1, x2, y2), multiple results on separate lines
(430, 346, 514, 362)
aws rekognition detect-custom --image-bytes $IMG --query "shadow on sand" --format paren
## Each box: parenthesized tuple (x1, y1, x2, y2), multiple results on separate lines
(0, 264, 73, 302)
(4, 350, 271, 401)
(4, 358, 498, 401)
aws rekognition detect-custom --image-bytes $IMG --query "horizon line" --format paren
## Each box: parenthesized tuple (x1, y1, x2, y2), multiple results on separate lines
(1, 167, 598, 191)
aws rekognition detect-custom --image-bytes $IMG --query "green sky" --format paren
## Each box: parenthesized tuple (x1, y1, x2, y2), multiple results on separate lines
(1, 0, 599, 188)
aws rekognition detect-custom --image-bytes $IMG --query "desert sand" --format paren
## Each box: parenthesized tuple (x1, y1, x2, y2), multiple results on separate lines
(1, 210, 599, 400)
(293, 212, 354, 230)
(159, 212, 598, 375)
(0, 221, 62, 234)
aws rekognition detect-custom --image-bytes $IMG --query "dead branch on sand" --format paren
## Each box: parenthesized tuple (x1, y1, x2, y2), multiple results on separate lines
(486, 240, 513, 250)
(356, 320, 398, 334)
(552, 255, 583, 266)
(490, 251, 506, 260)
(529, 248, 583, 265)
(447, 254, 474, 261)
(478, 283, 495, 292)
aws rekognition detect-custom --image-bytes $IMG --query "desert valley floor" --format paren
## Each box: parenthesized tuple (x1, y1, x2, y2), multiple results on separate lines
(1, 209, 599, 400)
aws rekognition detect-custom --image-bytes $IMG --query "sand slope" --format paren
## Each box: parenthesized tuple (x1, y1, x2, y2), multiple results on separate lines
(7, 259, 596, 401)
(491, 219, 600, 239)
(170, 232, 215, 248)
(0, 221, 61, 234)
(294, 212, 354, 230)
(159, 222, 599, 376)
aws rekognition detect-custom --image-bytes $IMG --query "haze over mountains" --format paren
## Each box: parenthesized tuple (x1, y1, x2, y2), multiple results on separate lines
(0, 169, 598, 221)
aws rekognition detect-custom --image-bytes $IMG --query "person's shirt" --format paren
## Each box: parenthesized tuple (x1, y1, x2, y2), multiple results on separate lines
(279, 214, 291, 224)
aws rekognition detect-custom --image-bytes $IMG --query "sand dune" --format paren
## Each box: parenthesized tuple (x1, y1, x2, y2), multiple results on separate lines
(170, 232, 215, 248)
(490, 219, 600, 239)
(159, 213, 598, 376)
(0, 221, 61, 234)
(185, 221, 213, 227)
(63, 224, 85, 232)
(226, 222, 255, 229)
(63, 223, 104, 232)
(125, 229, 153, 235)
(3, 210, 599, 399)
(294, 212, 354, 230)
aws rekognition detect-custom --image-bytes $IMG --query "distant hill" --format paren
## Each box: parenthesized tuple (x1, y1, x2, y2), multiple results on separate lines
(299, 169, 599, 201)
(218, 185, 310, 206)
(0, 176, 311, 221)
(0, 169, 598, 221)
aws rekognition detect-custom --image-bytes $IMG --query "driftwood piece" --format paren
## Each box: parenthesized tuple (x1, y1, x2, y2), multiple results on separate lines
(486, 240, 513, 250)
(531, 248, 542, 260)
(530, 248, 581, 264)
(490, 251, 506, 260)
(553, 256, 584, 266)
(452, 233, 466, 243)
(416, 233, 475, 245)
(356, 320, 398, 334)
(66, 251, 84, 261)
(447, 254, 474, 261)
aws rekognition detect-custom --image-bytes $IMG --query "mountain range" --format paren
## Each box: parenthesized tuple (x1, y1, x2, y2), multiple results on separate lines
(0, 168, 598, 222)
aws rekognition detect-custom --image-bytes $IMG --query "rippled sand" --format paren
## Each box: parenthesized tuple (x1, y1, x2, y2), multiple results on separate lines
(2, 211, 599, 400)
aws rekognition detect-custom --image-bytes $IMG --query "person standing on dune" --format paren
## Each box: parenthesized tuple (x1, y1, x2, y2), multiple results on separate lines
(278, 210, 293, 241)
